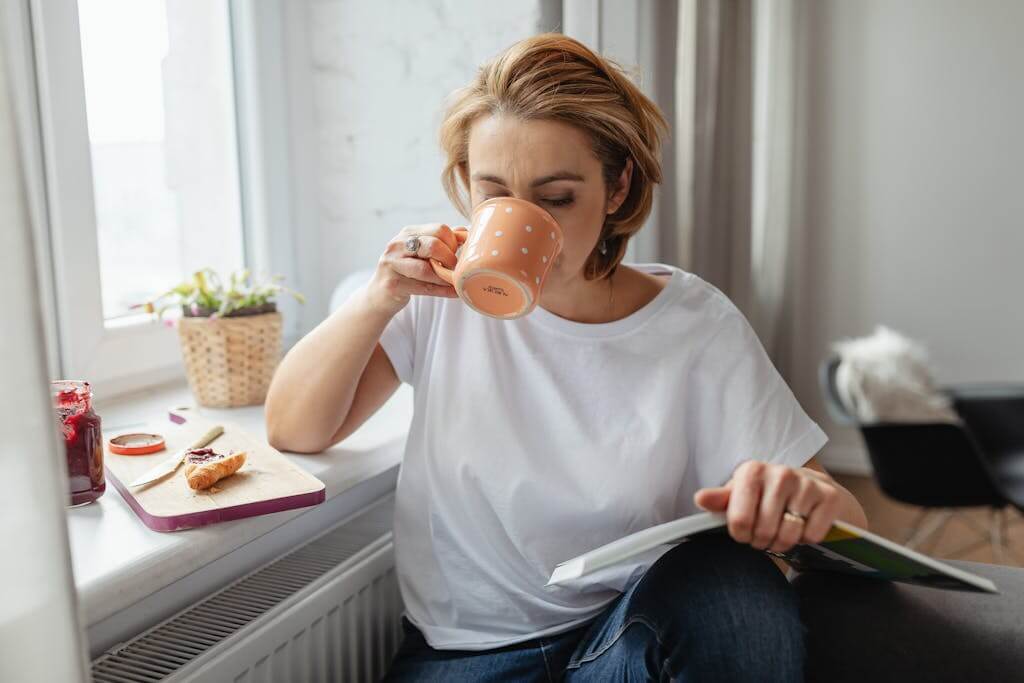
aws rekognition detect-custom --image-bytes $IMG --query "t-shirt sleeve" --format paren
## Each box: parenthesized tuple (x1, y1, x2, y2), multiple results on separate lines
(378, 298, 417, 385)
(687, 299, 829, 489)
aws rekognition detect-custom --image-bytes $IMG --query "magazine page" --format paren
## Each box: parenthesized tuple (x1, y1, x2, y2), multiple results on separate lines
(547, 513, 997, 594)
(546, 512, 726, 587)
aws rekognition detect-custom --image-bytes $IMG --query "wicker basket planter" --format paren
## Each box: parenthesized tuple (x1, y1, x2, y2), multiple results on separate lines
(177, 310, 282, 408)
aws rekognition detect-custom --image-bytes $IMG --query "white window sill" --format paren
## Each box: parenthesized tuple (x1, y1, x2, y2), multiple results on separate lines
(72, 379, 412, 657)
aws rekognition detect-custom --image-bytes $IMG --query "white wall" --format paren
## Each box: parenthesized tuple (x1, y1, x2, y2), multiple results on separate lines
(792, 0, 1024, 473)
(302, 0, 561, 307)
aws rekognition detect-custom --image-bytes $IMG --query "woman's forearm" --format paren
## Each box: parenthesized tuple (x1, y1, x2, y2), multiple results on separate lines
(265, 222, 460, 452)
(265, 286, 396, 452)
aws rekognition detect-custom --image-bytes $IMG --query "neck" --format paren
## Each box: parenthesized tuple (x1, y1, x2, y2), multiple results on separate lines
(538, 268, 617, 324)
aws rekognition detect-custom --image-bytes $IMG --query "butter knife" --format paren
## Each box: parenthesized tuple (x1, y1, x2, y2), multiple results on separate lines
(128, 425, 224, 487)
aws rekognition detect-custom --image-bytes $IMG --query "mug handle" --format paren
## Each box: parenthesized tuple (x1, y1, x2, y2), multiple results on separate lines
(429, 227, 469, 286)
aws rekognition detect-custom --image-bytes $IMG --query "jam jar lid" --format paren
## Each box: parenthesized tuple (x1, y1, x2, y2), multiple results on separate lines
(108, 432, 167, 456)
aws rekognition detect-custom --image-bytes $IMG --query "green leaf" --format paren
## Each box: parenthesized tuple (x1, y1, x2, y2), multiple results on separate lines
(140, 266, 305, 318)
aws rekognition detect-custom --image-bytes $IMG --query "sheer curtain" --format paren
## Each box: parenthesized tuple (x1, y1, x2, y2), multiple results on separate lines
(677, 0, 754, 314)
(564, 0, 806, 375)
(750, 0, 806, 378)
(674, 0, 806, 377)
(0, 4, 91, 680)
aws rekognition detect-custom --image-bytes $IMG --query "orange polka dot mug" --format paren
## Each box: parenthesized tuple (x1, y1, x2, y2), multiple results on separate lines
(430, 197, 564, 319)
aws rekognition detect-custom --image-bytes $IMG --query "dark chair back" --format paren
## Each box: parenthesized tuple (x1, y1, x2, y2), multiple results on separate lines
(950, 387, 1024, 457)
(858, 423, 1005, 507)
(819, 357, 1007, 508)
(950, 387, 1024, 507)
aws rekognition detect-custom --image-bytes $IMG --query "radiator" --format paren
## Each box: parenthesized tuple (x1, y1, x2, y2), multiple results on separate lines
(91, 495, 405, 682)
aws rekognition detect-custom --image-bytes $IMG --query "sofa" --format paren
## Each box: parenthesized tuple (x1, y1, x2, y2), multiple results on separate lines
(791, 559, 1024, 681)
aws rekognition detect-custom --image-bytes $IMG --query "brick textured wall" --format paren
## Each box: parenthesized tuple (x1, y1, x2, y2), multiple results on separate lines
(306, 0, 561, 302)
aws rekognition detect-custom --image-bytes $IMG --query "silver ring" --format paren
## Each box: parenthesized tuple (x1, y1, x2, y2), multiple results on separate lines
(404, 236, 422, 255)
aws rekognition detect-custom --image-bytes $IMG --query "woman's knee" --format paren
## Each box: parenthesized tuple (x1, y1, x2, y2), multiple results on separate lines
(628, 534, 806, 678)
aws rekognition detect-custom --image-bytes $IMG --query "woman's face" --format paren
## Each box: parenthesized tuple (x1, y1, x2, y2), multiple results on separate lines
(465, 115, 629, 284)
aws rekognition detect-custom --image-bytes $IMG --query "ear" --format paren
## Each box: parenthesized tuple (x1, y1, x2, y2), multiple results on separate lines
(605, 158, 634, 215)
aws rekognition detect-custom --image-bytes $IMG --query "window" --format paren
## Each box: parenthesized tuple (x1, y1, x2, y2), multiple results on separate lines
(77, 0, 245, 322)
(23, 0, 304, 395)
(23, 0, 292, 395)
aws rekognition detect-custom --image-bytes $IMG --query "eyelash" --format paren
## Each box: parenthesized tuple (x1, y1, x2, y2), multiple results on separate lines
(483, 194, 574, 207)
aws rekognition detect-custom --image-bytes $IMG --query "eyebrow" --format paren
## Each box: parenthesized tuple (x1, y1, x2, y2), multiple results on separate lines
(471, 171, 585, 188)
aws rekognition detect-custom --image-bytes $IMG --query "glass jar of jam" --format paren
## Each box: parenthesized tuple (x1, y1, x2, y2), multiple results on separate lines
(52, 380, 105, 506)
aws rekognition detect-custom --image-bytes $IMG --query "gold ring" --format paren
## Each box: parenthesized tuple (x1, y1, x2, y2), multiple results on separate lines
(783, 510, 807, 524)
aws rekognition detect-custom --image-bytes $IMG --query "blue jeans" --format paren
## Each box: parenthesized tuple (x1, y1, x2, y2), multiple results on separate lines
(383, 534, 806, 682)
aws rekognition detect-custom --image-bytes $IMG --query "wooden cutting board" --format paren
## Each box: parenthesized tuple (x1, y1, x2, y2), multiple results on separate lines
(104, 410, 325, 532)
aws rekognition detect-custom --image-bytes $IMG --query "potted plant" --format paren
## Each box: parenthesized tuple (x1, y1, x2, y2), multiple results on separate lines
(136, 269, 305, 408)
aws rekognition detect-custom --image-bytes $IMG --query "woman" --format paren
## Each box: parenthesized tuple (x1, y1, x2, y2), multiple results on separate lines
(266, 33, 867, 682)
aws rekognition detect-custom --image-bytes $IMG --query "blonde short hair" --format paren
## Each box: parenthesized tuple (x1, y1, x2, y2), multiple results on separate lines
(439, 33, 669, 280)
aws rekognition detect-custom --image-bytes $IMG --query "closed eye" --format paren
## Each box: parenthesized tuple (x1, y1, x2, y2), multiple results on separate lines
(481, 193, 573, 207)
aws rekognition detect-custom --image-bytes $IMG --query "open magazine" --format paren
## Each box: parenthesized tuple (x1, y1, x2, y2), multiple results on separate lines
(547, 512, 998, 593)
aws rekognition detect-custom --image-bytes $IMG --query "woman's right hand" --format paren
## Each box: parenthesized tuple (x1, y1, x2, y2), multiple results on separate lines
(365, 223, 461, 315)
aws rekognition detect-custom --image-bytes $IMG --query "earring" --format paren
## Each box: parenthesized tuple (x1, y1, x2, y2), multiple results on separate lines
(599, 239, 608, 255)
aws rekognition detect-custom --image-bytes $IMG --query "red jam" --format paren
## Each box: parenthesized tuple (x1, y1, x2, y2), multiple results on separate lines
(53, 380, 105, 506)
(185, 447, 224, 465)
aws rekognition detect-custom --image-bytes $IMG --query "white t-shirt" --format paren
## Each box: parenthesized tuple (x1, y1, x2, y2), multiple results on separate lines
(377, 262, 828, 651)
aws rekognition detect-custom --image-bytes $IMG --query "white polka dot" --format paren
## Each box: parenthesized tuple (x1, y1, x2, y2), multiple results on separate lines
(550, 232, 555, 239)
(525, 225, 533, 232)
(521, 247, 529, 254)
(519, 269, 528, 278)
(491, 249, 499, 256)
(505, 207, 513, 213)
(495, 230, 503, 237)
(535, 276, 541, 284)
(542, 255, 548, 263)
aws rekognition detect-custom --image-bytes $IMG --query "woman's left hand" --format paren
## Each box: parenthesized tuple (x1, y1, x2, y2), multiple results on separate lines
(693, 460, 843, 554)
